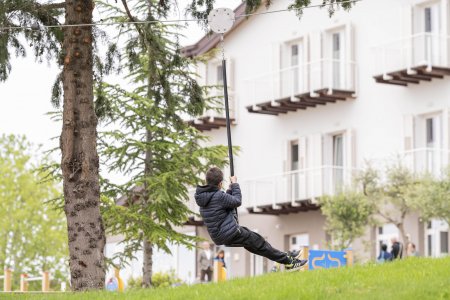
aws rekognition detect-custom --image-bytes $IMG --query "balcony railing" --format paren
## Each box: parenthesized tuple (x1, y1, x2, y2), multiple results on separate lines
(403, 148, 450, 177)
(203, 88, 236, 119)
(185, 188, 203, 225)
(373, 33, 450, 85)
(189, 88, 236, 131)
(241, 166, 355, 213)
(244, 59, 357, 111)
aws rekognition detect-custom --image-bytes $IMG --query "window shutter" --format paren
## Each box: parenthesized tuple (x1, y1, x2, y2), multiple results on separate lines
(272, 43, 282, 99)
(196, 62, 207, 87)
(403, 115, 415, 151)
(345, 129, 357, 183)
(442, 108, 450, 166)
(345, 23, 355, 91)
(226, 58, 234, 91)
(308, 133, 323, 201)
(282, 139, 289, 173)
(345, 129, 356, 169)
(299, 136, 307, 170)
(309, 32, 323, 91)
(299, 136, 308, 199)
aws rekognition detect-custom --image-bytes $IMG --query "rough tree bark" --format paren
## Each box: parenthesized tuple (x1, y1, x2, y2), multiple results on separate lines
(142, 239, 153, 287)
(61, 0, 106, 290)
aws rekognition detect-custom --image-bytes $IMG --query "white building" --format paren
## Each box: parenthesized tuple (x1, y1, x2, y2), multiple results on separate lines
(106, 0, 450, 282)
(183, 0, 450, 278)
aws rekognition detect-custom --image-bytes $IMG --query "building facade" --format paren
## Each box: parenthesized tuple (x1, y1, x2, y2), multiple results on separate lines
(184, 0, 450, 278)
(105, 0, 450, 284)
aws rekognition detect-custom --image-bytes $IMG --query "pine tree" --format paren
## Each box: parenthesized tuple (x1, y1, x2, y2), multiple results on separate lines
(98, 0, 229, 287)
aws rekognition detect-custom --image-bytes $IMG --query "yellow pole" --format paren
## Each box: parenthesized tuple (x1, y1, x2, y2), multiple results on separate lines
(42, 271, 50, 292)
(345, 250, 353, 267)
(114, 268, 124, 292)
(20, 274, 28, 292)
(301, 246, 309, 270)
(3, 269, 12, 292)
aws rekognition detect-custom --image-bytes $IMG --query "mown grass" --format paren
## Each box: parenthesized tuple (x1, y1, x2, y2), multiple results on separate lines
(4, 257, 450, 300)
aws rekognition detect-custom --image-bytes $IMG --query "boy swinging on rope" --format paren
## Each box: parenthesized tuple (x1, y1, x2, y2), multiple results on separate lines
(195, 167, 307, 271)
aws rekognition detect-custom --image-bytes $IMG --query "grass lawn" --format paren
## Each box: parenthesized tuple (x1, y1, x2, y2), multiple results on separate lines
(4, 257, 450, 300)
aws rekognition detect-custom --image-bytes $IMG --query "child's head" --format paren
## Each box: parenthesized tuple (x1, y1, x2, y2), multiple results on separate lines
(206, 167, 223, 188)
(381, 244, 387, 251)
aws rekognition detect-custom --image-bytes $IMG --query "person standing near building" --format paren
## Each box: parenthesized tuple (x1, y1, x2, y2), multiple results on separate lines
(199, 241, 213, 282)
(406, 242, 419, 257)
(390, 237, 403, 260)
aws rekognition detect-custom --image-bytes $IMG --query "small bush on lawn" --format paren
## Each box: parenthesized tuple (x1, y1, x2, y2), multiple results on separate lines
(127, 269, 183, 289)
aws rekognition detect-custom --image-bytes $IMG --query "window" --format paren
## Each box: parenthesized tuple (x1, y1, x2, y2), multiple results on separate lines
(291, 45, 299, 66)
(441, 232, 449, 254)
(290, 142, 300, 200)
(332, 32, 342, 88)
(333, 134, 344, 191)
(378, 227, 383, 235)
(291, 142, 299, 171)
(424, 7, 432, 32)
(414, 3, 440, 65)
(289, 233, 309, 251)
(332, 33, 341, 57)
(427, 234, 433, 256)
(426, 118, 434, 145)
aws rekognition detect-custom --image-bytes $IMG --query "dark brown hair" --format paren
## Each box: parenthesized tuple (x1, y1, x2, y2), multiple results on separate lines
(206, 167, 223, 186)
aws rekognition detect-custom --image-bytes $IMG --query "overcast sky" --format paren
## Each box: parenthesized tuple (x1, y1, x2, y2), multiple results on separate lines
(0, 0, 240, 157)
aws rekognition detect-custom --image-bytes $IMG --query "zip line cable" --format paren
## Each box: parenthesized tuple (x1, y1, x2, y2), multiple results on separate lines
(0, 0, 361, 32)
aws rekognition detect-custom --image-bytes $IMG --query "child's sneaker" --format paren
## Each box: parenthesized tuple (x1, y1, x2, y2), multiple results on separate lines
(285, 258, 308, 271)
(287, 249, 302, 259)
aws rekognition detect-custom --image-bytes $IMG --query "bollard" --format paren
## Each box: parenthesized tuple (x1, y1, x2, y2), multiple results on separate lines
(301, 246, 309, 270)
(345, 249, 353, 267)
(42, 271, 50, 292)
(2, 269, 12, 292)
(20, 274, 28, 292)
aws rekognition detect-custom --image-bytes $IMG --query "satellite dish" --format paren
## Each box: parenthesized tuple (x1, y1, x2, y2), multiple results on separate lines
(207, 8, 235, 34)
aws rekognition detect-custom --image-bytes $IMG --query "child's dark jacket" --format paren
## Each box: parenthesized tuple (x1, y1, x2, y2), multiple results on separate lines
(195, 183, 242, 245)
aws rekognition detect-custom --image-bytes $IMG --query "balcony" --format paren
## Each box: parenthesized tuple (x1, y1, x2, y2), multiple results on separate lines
(185, 188, 203, 226)
(189, 89, 236, 132)
(403, 148, 450, 177)
(373, 33, 450, 86)
(244, 59, 357, 116)
(241, 166, 354, 215)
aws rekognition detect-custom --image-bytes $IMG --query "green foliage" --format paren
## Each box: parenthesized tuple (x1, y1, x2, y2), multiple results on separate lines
(187, 0, 357, 26)
(127, 270, 182, 290)
(0, 134, 68, 289)
(320, 190, 375, 249)
(355, 161, 419, 243)
(97, 0, 231, 270)
(0, 0, 63, 81)
(412, 168, 450, 225)
(11, 258, 450, 299)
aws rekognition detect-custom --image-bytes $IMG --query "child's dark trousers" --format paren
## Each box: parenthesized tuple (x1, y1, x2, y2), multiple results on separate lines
(226, 226, 290, 264)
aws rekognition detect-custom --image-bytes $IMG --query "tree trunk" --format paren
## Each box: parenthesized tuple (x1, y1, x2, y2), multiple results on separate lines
(142, 239, 153, 287)
(61, 0, 105, 291)
(142, 128, 154, 288)
(397, 222, 409, 248)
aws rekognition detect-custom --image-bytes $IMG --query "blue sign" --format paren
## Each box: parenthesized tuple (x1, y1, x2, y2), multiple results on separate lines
(308, 250, 347, 270)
